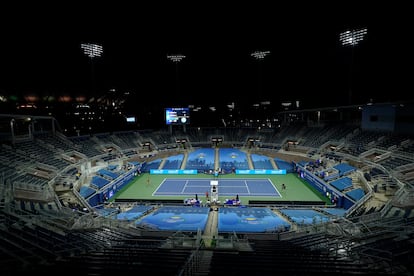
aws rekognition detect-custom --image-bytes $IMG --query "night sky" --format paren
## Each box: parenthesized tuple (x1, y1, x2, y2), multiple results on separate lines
(1, 5, 413, 112)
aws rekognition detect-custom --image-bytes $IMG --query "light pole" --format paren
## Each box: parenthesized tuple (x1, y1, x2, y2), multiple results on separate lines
(339, 28, 367, 105)
(251, 50, 271, 124)
(251, 50, 270, 102)
(167, 54, 186, 95)
(81, 43, 103, 94)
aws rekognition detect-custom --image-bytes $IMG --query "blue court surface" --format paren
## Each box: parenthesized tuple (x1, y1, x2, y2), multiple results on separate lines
(135, 206, 210, 231)
(116, 205, 155, 221)
(134, 206, 291, 233)
(218, 207, 291, 233)
(153, 178, 280, 197)
(279, 208, 331, 225)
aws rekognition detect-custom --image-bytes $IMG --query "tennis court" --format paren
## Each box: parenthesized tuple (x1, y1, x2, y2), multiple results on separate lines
(114, 173, 329, 205)
(153, 178, 280, 197)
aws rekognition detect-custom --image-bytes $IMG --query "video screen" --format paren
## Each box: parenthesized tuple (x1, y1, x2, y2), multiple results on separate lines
(126, 116, 136, 123)
(165, 107, 190, 125)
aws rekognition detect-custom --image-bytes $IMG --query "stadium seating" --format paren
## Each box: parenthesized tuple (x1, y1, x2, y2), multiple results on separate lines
(1, 120, 414, 275)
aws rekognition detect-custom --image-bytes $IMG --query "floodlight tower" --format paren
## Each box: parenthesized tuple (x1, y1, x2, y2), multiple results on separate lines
(167, 54, 186, 95)
(81, 43, 103, 94)
(339, 28, 367, 105)
(251, 50, 271, 101)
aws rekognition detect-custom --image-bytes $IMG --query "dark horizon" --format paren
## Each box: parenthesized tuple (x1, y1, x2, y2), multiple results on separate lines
(1, 7, 412, 107)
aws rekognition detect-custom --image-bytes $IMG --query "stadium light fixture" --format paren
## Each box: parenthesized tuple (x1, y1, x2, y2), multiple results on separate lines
(251, 50, 271, 104)
(167, 54, 186, 63)
(81, 43, 103, 94)
(339, 28, 367, 105)
(251, 50, 271, 60)
(167, 54, 186, 94)
(81, 43, 103, 58)
(339, 28, 367, 47)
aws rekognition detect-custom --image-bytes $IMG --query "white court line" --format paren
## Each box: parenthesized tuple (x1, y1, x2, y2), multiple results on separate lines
(181, 179, 190, 194)
(151, 178, 168, 196)
(244, 180, 251, 194)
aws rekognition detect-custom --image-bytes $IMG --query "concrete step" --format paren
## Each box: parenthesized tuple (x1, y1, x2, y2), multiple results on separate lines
(194, 250, 213, 276)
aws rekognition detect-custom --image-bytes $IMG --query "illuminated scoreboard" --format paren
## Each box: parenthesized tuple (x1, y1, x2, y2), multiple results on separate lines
(165, 107, 190, 125)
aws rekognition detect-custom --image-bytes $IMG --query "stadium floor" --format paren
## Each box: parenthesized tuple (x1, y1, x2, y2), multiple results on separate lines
(113, 173, 331, 206)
